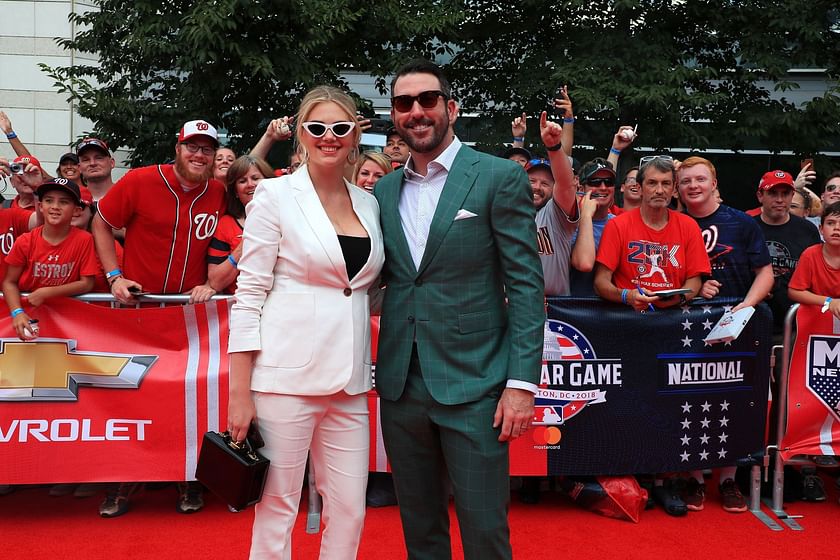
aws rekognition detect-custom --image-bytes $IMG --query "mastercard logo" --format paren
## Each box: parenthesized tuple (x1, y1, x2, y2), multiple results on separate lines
(532, 426, 562, 445)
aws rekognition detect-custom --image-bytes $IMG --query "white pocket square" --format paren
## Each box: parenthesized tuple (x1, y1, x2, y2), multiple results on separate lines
(454, 209, 477, 221)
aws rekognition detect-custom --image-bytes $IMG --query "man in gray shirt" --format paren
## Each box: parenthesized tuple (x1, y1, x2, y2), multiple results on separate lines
(528, 152, 578, 296)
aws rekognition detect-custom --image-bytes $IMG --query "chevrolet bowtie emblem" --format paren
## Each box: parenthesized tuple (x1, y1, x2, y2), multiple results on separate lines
(0, 339, 156, 401)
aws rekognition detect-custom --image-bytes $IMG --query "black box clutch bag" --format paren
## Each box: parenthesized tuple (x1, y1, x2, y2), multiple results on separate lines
(195, 427, 269, 511)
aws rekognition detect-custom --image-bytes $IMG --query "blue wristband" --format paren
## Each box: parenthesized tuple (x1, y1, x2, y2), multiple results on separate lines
(621, 289, 629, 305)
(610, 147, 621, 155)
(563, 117, 575, 124)
(105, 268, 122, 281)
(6, 132, 17, 140)
(10, 307, 24, 318)
(823, 297, 833, 313)
(227, 254, 238, 268)
(512, 136, 524, 143)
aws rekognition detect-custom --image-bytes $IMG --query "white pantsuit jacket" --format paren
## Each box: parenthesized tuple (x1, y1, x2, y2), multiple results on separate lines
(228, 165, 385, 396)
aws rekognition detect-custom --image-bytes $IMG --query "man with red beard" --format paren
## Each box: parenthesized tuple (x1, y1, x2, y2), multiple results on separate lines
(92, 120, 224, 303)
(91, 120, 224, 517)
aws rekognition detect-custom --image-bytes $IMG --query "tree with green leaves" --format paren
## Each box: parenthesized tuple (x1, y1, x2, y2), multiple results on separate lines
(450, 0, 840, 164)
(44, 0, 462, 166)
(46, 0, 839, 175)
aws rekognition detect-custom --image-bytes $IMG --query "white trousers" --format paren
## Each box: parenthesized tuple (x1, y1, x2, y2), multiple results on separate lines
(249, 391, 369, 560)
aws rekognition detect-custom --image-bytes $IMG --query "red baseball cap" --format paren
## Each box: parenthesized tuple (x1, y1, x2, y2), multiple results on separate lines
(79, 185, 94, 207)
(12, 155, 41, 169)
(758, 170, 794, 192)
(178, 120, 219, 147)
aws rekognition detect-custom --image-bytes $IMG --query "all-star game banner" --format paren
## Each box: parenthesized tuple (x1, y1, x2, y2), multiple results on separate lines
(0, 297, 230, 484)
(508, 298, 774, 476)
(780, 304, 840, 461)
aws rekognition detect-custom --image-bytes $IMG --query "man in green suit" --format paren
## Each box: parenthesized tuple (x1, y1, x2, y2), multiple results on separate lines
(373, 59, 545, 560)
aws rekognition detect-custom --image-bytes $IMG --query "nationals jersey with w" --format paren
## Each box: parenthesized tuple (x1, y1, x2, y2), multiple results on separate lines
(0, 207, 33, 281)
(97, 164, 225, 293)
(5, 226, 99, 291)
(597, 208, 710, 298)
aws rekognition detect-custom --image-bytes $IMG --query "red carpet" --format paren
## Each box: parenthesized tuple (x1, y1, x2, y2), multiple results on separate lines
(1, 479, 837, 559)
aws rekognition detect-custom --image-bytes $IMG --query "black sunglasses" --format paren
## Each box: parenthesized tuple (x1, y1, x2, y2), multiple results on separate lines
(586, 178, 615, 187)
(391, 90, 447, 112)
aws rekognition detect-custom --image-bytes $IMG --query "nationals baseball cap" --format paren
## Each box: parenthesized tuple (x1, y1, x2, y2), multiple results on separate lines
(77, 137, 111, 156)
(178, 120, 219, 147)
(12, 155, 41, 169)
(758, 170, 794, 192)
(35, 177, 82, 205)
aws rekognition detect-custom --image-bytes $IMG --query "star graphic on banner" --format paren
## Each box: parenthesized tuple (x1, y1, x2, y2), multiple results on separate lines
(718, 448, 728, 459)
(682, 319, 693, 330)
(702, 319, 714, 330)
(704, 340, 713, 347)
(573, 334, 579, 340)
(701, 417, 711, 428)
(702, 305, 713, 314)
(681, 451, 691, 462)
(681, 305, 691, 314)
(681, 434, 691, 446)
(719, 432, 728, 443)
(723, 305, 733, 313)
(583, 348, 590, 355)
(681, 402, 693, 413)
(570, 405, 577, 411)
(724, 340, 733, 346)
(699, 449, 710, 460)
(719, 416, 729, 427)
(701, 401, 712, 412)
(721, 400, 730, 411)
(681, 418, 692, 430)
(700, 433, 710, 445)
(681, 336, 693, 347)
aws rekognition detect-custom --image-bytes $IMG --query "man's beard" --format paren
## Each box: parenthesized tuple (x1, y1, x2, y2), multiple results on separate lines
(175, 156, 212, 185)
(397, 116, 449, 155)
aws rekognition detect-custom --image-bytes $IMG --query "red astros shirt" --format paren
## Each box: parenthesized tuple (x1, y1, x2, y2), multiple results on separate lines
(0, 207, 33, 281)
(5, 226, 99, 291)
(97, 164, 225, 294)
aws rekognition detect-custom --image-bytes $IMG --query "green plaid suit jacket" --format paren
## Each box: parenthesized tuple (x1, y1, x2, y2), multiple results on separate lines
(373, 144, 545, 405)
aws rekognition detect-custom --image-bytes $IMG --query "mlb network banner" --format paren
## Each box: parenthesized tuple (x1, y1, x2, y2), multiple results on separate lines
(508, 298, 774, 476)
(0, 297, 230, 485)
(780, 304, 840, 461)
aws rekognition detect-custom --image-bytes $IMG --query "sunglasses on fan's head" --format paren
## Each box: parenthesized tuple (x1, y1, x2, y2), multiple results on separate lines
(301, 121, 356, 138)
(391, 90, 448, 113)
(639, 155, 674, 168)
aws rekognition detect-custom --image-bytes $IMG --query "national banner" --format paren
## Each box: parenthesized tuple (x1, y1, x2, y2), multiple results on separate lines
(0, 297, 230, 484)
(509, 298, 773, 475)
(780, 304, 840, 460)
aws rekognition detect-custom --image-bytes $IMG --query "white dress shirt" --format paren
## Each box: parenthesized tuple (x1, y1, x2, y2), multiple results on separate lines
(397, 137, 537, 395)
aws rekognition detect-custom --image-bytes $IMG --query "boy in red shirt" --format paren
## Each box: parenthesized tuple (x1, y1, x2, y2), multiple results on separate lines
(3, 178, 98, 340)
(789, 201, 840, 318)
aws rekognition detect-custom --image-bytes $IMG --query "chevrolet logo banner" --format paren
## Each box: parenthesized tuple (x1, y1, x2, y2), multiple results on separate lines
(0, 297, 231, 485)
(0, 340, 155, 401)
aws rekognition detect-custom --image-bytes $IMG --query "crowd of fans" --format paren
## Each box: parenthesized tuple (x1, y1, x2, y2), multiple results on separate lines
(1, 80, 838, 519)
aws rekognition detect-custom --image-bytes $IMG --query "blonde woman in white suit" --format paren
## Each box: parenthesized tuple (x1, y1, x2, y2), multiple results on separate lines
(228, 85, 384, 560)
